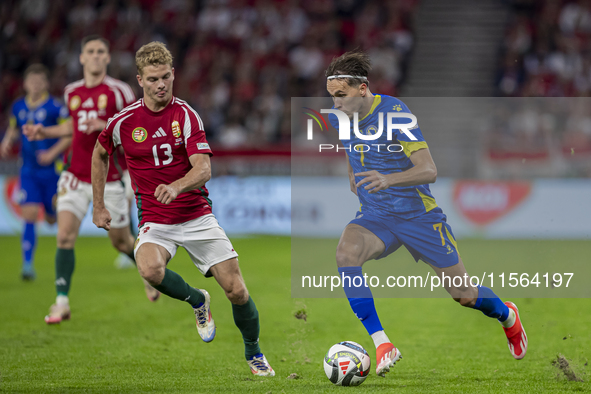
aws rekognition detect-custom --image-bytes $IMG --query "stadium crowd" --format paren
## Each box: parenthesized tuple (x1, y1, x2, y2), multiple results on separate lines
(489, 0, 591, 176)
(498, 0, 591, 97)
(0, 0, 417, 149)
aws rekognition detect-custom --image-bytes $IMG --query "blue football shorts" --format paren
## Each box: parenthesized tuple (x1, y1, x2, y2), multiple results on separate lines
(349, 210, 460, 268)
(19, 169, 59, 216)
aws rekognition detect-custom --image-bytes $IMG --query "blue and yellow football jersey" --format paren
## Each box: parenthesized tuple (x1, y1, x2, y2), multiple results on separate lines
(10, 93, 68, 173)
(329, 94, 440, 220)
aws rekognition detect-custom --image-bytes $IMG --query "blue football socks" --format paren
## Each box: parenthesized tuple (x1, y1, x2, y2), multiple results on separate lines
(338, 266, 383, 335)
(22, 222, 36, 268)
(473, 285, 510, 321)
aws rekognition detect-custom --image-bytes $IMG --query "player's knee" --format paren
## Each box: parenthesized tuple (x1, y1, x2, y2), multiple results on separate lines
(138, 263, 165, 286)
(45, 215, 56, 225)
(455, 297, 476, 308)
(22, 212, 37, 223)
(225, 282, 249, 305)
(56, 229, 76, 249)
(335, 246, 362, 267)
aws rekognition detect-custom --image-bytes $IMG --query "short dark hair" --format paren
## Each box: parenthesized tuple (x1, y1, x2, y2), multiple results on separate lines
(81, 35, 110, 51)
(24, 63, 49, 80)
(325, 50, 371, 87)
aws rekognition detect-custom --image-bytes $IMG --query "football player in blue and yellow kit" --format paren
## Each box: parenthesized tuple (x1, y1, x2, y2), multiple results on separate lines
(1, 64, 71, 280)
(325, 51, 528, 377)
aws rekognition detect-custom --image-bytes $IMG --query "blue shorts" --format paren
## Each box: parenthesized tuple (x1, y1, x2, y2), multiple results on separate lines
(19, 169, 59, 217)
(350, 210, 460, 268)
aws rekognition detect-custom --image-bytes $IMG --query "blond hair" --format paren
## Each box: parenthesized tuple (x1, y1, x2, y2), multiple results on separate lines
(135, 42, 173, 75)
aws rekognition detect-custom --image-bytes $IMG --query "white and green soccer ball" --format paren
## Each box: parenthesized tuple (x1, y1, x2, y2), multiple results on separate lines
(323, 341, 371, 386)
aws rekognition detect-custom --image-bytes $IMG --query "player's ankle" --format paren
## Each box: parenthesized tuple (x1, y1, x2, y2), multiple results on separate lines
(371, 330, 391, 348)
(500, 308, 516, 328)
(56, 294, 69, 306)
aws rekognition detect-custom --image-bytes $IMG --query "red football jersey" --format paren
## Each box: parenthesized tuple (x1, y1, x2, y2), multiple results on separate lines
(98, 97, 213, 226)
(64, 75, 135, 182)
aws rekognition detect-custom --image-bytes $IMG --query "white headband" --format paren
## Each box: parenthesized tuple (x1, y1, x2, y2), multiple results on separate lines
(327, 75, 368, 81)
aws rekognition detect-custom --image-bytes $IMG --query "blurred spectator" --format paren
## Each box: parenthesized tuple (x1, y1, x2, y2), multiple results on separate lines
(1, 0, 417, 147)
(489, 0, 591, 177)
(497, 0, 591, 98)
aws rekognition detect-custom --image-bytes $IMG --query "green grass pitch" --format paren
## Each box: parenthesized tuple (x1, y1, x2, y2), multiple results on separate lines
(0, 235, 589, 393)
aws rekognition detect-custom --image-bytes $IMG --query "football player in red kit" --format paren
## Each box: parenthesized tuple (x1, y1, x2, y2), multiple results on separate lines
(24, 35, 158, 324)
(92, 42, 274, 376)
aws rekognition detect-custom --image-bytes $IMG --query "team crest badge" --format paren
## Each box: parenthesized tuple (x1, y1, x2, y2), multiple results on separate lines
(172, 120, 181, 138)
(366, 125, 378, 135)
(70, 96, 81, 111)
(132, 127, 147, 143)
(35, 108, 47, 122)
(98, 94, 108, 110)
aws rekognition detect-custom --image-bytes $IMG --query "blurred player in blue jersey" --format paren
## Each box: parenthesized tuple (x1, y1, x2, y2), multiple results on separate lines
(1, 64, 71, 280)
(324, 51, 528, 377)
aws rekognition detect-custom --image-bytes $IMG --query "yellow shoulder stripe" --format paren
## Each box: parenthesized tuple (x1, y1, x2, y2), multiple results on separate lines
(400, 141, 428, 158)
(416, 188, 437, 213)
(9, 116, 16, 128)
(360, 95, 381, 121)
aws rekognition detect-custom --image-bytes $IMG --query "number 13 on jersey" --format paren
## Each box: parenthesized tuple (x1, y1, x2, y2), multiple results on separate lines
(152, 143, 173, 166)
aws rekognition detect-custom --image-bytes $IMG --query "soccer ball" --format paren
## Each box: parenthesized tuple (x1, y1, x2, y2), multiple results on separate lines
(323, 341, 371, 386)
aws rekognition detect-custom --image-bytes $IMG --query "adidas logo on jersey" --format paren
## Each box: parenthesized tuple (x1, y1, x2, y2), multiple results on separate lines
(152, 127, 167, 138)
(81, 97, 94, 108)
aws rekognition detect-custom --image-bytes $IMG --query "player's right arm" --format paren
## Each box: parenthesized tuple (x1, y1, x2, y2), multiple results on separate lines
(91, 140, 112, 231)
(155, 102, 213, 205)
(23, 118, 73, 141)
(344, 151, 357, 196)
(154, 154, 211, 205)
(0, 117, 19, 158)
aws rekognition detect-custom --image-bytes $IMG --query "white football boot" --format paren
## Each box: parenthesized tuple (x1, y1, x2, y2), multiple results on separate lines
(193, 289, 216, 342)
(247, 353, 275, 376)
(376, 342, 402, 377)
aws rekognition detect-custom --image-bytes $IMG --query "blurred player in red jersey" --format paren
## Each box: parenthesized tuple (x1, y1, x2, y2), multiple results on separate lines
(24, 35, 159, 324)
(92, 42, 275, 377)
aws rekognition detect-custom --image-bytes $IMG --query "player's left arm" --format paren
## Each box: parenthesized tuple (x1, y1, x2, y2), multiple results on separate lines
(154, 154, 211, 205)
(355, 148, 437, 193)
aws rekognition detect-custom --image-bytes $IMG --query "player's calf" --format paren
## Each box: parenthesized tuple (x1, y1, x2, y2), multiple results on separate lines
(209, 259, 269, 371)
(209, 257, 249, 304)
